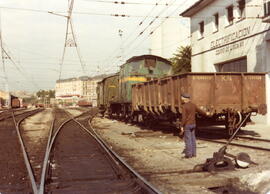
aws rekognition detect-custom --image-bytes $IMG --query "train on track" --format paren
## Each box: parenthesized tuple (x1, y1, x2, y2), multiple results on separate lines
(97, 54, 267, 135)
(77, 100, 92, 107)
(0, 95, 22, 109)
(11, 95, 21, 108)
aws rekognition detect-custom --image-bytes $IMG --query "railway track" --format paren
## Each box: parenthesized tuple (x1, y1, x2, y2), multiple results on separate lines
(235, 135, 270, 143)
(0, 108, 34, 121)
(0, 108, 43, 193)
(197, 127, 270, 152)
(39, 109, 160, 194)
(199, 137, 270, 152)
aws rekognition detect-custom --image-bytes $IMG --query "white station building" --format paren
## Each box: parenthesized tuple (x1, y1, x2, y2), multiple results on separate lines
(181, 0, 270, 124)
(150, 18, 190, 58)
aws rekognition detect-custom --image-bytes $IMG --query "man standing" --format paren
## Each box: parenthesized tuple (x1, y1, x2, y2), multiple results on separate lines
(180, 93, 209, 158)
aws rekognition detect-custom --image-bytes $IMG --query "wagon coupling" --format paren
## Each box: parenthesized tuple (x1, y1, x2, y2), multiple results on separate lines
(198, 113, 256, 172)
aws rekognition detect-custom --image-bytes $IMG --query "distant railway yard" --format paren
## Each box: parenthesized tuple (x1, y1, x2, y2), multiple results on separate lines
(0, 107, 269, 194)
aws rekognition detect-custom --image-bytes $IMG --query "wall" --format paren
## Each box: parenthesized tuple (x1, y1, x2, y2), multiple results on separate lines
(150, 18, 190, 59)
(188, 0, 270, 124)
(266, 74, 270, 124)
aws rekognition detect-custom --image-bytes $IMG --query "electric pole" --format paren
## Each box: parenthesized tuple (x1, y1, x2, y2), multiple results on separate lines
(0, 11, 11, 108)
(49, 0, 86, 80)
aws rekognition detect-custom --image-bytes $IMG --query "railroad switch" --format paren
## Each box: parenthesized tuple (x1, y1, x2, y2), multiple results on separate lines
(199, 146, 255, 172)
(201, 146, 235, 172)
(195, 113, 256, 172)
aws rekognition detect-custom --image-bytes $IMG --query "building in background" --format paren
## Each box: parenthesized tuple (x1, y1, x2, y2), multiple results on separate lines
(150, 18, 190, 59)
(0, 90, 9, 108)
(55, 75, 107, 106)
(181, 0, 270, 124)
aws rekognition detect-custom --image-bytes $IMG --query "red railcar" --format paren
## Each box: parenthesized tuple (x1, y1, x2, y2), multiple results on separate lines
(11, 98, 20, 108)
(78, 100, 92, 107)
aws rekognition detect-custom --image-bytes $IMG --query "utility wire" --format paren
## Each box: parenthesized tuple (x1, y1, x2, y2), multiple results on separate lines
(112, 0, 188, 66)
(109, 0, 179, 66)
(108, 0, 178, 66)
(101, 0, 163, 67)
(0, 6, 179, 18)
(80, 0, 261, 7)
(81, 0, 173, 6)
(0, 10, 10, 107)
(0, 11, 40, 93)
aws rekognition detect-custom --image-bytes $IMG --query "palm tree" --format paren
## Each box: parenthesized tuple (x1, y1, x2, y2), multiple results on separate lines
(170, 46, 191, 74)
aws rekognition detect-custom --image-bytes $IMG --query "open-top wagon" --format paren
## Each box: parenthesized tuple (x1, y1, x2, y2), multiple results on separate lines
(132, 72, 267, 135)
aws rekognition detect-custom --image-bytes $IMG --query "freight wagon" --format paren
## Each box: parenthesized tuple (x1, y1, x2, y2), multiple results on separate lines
(132, 72, 267, 135)
(77, 100, 92, 107)
(97, 74, 119, 116)
(10, 95, 21, 108)
(11, 98, 20, 108)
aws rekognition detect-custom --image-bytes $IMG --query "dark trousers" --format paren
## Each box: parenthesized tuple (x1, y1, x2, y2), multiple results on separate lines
(184, 124, 196, 157)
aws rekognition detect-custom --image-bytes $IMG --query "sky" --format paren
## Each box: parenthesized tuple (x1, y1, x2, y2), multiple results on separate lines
(0, 0, 197, 92)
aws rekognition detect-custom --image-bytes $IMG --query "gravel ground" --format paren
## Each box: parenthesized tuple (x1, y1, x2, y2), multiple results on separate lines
(64, 108, 89, 117)
(92, 117, 270, 194)
(20, 108, 53, 182)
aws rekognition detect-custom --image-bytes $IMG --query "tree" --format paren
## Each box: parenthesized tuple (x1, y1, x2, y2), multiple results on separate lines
(170, 45, 191, 74)
(36, 90, 55, 99)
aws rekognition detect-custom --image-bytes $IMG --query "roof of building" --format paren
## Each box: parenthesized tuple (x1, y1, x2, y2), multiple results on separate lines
(181, 0, 215, 17)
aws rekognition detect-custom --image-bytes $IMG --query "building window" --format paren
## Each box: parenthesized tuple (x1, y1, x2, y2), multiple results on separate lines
(215, 57, 247, 72)
(238, 0, 245, 19)
(199, 21, 204, 39)
(264, 1, 270, 16)
(227, 5, 234, 25)
(213, 13, 219, 32)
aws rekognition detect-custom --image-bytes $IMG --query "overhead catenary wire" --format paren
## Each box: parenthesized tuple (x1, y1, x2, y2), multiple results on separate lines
(80, 0, 262, 7)
(0, 11, 40, 92)
(0, 10, 10, 107)
(0, 6, 179, 18)
(81, 0, 174, 6)
(108, 0, 178, 67)
(100, 0, 164, 67)
(112, 0, 189, 66)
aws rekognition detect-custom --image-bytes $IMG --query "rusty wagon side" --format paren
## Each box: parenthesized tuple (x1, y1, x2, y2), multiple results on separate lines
(132, 73, 267, 134)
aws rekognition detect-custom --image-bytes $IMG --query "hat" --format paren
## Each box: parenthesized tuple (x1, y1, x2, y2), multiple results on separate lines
(181, 93, 190, 99)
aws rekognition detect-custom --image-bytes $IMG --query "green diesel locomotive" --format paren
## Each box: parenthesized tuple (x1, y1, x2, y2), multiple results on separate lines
(97, 54, 172, 117)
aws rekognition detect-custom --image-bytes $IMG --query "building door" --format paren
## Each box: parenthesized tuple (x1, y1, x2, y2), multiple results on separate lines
(216, 57, 247, 72)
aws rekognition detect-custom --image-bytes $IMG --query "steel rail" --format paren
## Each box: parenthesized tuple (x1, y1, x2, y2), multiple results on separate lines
(38, 116, 55, 194)
(11, 109, 42, 194)
(38, 110, 89, 194)
(39, 108, 161, 194)
(235, 135, 270, 143)
(197, 129, 270, 143)
(0, 108, 41, 122)
(38, 118, 72, 194)
(198, 137, 270, 152)
(69, 112, 162, 194)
